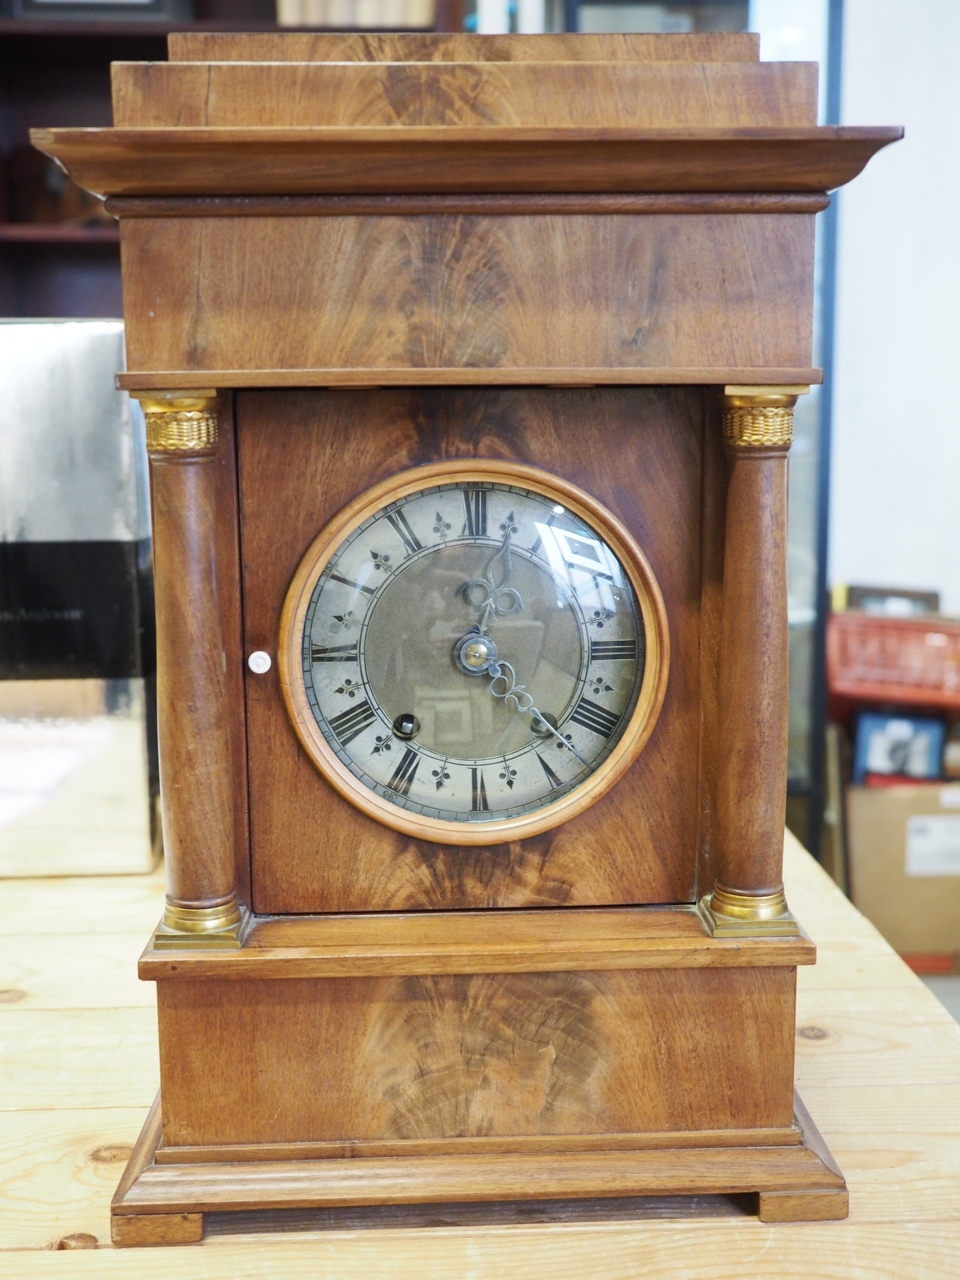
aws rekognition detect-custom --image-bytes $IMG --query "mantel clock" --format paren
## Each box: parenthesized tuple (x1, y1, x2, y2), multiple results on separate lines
(34, 29, 900, 1245)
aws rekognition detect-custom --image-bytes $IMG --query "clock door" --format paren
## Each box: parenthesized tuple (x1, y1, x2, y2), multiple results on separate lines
(237, 386, 711, 915)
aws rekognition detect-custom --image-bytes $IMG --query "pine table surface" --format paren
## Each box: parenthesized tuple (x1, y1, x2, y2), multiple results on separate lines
(2, 831, 959, 1277)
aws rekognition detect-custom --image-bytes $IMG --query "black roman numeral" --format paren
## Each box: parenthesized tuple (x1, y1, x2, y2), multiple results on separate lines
(386, 509, 423, 556)
(311, 643, 358, 663)
(328, 699, 376, 745)
(590, 639, 638, 662)
(462, 489, 487, 538)
(569, 697, 620, 739)
(537, 754, 562, 790)
(471, 767, 489, 811)
(387, 747, 420, 798)
(330, 572, 376, 597)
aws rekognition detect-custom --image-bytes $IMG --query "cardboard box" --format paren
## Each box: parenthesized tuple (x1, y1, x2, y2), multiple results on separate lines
(846, 783, 960, 955)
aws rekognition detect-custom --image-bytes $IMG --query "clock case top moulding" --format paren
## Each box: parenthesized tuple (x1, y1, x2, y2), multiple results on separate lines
(34, 32, 900, 1248)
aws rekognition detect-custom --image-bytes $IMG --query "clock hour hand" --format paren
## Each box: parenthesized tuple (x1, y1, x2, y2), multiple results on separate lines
(459, 530, 523, 634)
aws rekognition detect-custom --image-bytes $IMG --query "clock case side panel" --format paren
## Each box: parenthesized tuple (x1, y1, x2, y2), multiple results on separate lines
(216, 398, 253, 911)
(696, 394, 728, 906)
(153, 966, 798, 1150)
(237, 386, 705, 914)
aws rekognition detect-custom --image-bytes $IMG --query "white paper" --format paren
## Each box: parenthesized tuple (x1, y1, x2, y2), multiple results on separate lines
(906, 815, 960, 876)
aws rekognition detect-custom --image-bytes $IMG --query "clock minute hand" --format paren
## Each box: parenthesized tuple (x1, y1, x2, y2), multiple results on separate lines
(486, 659, 590, 769)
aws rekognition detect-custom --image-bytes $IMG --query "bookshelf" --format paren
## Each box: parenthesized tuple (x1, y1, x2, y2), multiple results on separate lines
(0, 2, 465, 317)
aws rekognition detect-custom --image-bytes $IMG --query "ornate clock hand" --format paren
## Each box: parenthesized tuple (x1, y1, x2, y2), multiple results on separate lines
(486, 658, 590, 767)
(460, 530, 523, 633)
(454, 534, 588, 765)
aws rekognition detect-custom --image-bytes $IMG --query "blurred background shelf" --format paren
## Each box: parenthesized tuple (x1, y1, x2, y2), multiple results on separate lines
(0, 1, 464, 316)
(0, 222, 119, 243)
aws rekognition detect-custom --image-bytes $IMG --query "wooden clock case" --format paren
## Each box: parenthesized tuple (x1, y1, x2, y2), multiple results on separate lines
(34, 31, 900, 1246)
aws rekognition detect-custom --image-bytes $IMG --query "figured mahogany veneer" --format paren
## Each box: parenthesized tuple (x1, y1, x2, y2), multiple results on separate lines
(166, 31, 763, 63)
(32, 125, 900, 199)
(110, 61, 819, 130)
(113, 213, 816, 380)
(153, 966, 799, 1148)
(238, 386, 704, 914)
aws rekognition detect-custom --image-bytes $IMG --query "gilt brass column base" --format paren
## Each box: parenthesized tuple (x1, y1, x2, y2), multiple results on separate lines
(699, 886, 800, 938)
(152, 900, 247, 950)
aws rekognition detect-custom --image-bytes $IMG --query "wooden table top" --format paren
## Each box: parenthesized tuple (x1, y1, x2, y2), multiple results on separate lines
(2, 832, 958, 1276)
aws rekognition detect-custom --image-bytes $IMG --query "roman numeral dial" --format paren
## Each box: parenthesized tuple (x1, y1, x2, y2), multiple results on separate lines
(537, 754, 562, 789)
(471, 768, 489, 812)
(311, 643, 358, 663)
(569, 697, 621, 739)
(292, 473, 656, 832)
(590, 639, 638, 662)
(387, 748, 420, 798)
(386, 509, 422, 556)
(328, 699, 376, 746)
(462, 489, 487, 538)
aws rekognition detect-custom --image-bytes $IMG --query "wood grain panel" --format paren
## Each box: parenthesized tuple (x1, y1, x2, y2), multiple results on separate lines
(111, 62, 817, 130)
(107, 193, 831, 218)
(155, 967, 797, 1147)
(166, 32, 762, 63)
(118, 368, 823, 392)
(122, 1140, 840, 1212)
(138, 908, 816, 982)
(32, 125, 902, 200)
(237, 387, 704, 914)
(155, 1124, 802, 1165)
(695, 398, 727, 897)
(213, 401, 252, 910)
(118, 214, 815, 378)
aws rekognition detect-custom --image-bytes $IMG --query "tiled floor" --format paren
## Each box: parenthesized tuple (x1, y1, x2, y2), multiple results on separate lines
(921, 976, 960, 1024)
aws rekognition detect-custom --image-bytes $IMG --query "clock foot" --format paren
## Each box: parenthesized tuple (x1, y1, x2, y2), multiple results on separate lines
(757, 1188, 849, 1223)
(111, 1212, 204, 1248)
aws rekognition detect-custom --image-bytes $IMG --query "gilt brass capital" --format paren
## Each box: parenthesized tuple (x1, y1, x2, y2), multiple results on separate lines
(153, 898, 246, 950)
(721, 385, 809, 452)
(132, 390, 219, 458)
(699, 885, 800, 938)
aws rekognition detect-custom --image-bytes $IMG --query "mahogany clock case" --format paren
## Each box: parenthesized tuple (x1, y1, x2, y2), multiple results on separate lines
(242, 386, 698, 915)
(27, 29, 903, 1244)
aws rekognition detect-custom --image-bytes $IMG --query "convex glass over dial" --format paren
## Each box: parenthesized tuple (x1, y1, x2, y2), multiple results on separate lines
(279, 463, 668, 844)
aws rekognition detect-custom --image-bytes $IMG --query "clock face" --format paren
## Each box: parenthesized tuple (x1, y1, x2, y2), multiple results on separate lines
(279, 463, 668, 844)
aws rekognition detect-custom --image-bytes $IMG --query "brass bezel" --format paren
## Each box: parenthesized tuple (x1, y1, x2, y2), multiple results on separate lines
(278, 460, 669, 846)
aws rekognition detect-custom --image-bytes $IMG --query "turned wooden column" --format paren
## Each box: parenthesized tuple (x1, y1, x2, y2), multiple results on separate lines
(135, 391, 244, 948)
(704, 386, 806, 937)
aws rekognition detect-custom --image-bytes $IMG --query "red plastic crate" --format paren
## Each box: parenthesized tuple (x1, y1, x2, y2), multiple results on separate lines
(827, 612, 960, 710)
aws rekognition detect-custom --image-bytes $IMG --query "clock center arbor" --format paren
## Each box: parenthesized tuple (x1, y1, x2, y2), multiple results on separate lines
(34, 30, 899, 1245)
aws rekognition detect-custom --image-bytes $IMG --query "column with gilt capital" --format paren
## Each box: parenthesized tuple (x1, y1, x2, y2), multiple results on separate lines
(135, 391, 244, 948)
(702, 386, 807, 937)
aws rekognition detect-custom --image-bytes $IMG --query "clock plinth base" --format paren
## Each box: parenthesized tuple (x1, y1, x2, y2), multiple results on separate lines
(114, 908, 845, 1246)
(111, 1090, 847, 1246)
